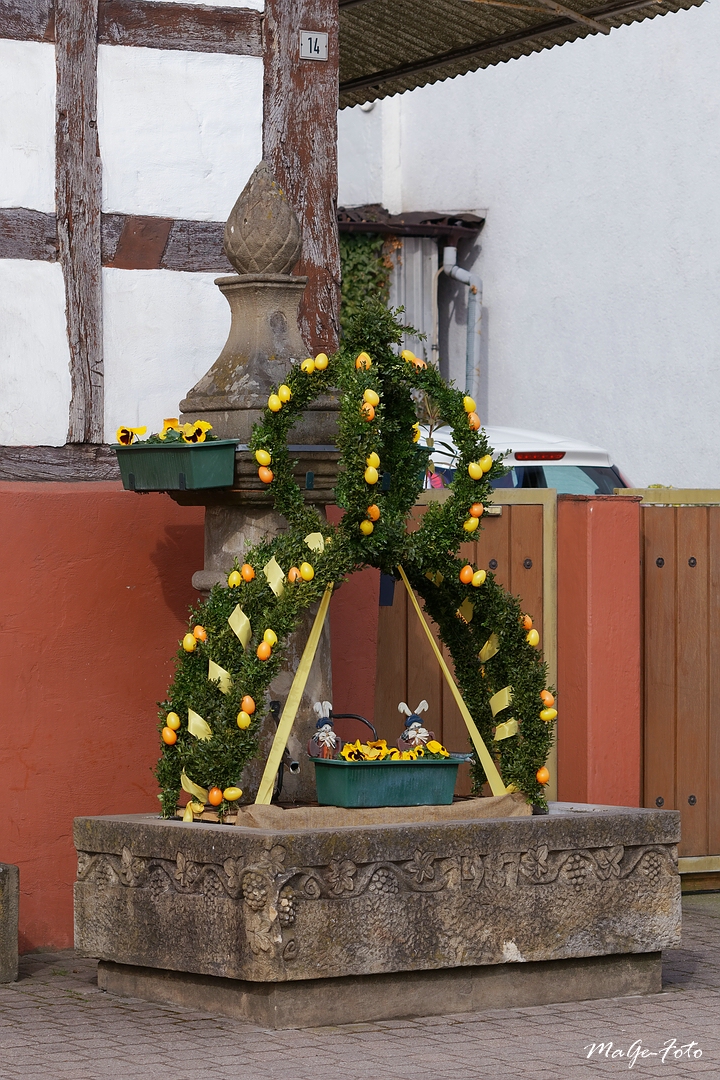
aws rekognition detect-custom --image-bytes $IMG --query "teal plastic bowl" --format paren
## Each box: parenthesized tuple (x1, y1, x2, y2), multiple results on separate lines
(311, 757, 461, 808)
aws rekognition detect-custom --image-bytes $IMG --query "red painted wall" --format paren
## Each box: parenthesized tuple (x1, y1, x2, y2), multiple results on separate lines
(557, 495, 643, 806)
(0, 483, 204, 951)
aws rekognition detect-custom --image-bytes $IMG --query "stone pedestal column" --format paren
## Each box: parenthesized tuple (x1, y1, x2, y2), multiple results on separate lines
(172, 162, 340, 804)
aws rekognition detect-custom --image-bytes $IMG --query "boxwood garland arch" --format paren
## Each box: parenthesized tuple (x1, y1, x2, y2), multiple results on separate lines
(156, 304, 555, 814)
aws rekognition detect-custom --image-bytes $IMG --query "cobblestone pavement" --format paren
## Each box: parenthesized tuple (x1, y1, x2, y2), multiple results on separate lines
(1, 894, 719, 1080)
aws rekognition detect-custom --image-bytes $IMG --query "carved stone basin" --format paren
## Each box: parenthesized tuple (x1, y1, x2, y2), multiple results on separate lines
(74, 802, 681, 1028)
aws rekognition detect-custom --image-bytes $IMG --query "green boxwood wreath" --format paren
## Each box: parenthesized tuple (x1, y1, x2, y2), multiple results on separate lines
(155, 303, 556, 815)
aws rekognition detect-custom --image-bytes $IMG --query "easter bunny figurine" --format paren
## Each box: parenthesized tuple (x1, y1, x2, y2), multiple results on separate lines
(397, 700, 435, 750)
(307, 700, 340, 759)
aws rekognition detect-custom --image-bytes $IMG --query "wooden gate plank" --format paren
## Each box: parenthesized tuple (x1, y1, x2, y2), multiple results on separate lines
(509, 504, 544, 632)
(406, 590, 444, 752)
(708, 508, 720, 855)
(675, 506, 709, 856)
(642, 506, 677, 815)
(373, 585, 407, 742)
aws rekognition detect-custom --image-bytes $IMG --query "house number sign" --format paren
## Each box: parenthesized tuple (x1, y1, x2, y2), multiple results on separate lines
(300, 30, 328, 60)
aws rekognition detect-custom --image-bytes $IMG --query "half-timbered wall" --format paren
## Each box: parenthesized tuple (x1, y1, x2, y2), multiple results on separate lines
(1, 0, 340, 447)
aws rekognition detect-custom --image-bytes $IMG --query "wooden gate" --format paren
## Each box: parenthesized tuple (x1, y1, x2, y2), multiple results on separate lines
(374, 490, 557, 797)
(632, 490, 720, 864)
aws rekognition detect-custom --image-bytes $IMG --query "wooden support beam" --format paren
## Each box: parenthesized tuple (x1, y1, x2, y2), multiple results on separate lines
(263, 0, 341, 353)
(0, 208, 57, 261)
(0, 444, 121, 481)
(55, 0, 104, 443)
(0, 0, 263, 50)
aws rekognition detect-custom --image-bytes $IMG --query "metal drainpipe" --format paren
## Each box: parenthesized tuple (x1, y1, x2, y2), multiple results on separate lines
(442, 245, 483, 396)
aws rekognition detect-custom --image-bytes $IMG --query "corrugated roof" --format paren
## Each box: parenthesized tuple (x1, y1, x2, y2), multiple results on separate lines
(339, 0, 704, 108)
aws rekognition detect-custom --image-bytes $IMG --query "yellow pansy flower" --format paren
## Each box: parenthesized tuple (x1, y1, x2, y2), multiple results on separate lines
(159, 418, 181, 439)
(116, 426, 147, 446)
(182, 420, 213, 444)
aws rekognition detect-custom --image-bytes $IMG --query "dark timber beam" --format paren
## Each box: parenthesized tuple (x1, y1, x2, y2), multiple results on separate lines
(0, 0, 263, 52)
(263, 0, 341, 353)
(55, 0, 104, 443)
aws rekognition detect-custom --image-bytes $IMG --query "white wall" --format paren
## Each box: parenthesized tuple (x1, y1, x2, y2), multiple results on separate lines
(0, 261, 72, 445)
(0, 40, 56, 213)
(103, 269, 230, 437)
(98, 47, 263, 221)
(338, 3, 720, 488)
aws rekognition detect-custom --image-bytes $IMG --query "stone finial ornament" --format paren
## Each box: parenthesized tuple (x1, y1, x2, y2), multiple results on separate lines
(224, 162, 302, 276)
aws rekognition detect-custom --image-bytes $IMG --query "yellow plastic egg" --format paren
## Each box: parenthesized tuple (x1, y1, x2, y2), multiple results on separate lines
(268, 394, 282, 412)
(472, 570, 486, 587)
(255, 448, 271, 466)
(166, 712, 181, 731)
(363, 388, 380, 407)
(182, 633, 197, 652)
(314, 352, 329, 370)
(227, 570, 242, 588)
(223, 787, 243, 801)
(401, 349, 415, 363)
(301, 358, 316, 373)
(480, 455, 493, 473)
(360, 520, 374, 535)
(540, 708, 558, 722)
(236, 710, 252, 729)
(278, 384, 292, 402)
(300, 562, 314, 581)
(527, 628, 540, 647)
(412, 423, 421, 443)
(366, 452, 380, 469)
(263, 628, 278, 647)
(364, 466, 379, 485)
(463, 395, 477, 413)
(463, 517, 480, 533)
(468, 462, 483, 480)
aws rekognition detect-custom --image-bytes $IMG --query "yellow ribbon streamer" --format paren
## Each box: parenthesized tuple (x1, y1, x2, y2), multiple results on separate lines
(397, 566, 507, 797)
(457, 598, 474, 624)
(208, 659, 232, 695)
(188, 708, 212, 741)
(263, 556, 285, 597)
(479, 632, 500, 663)
(425, 571, 444, 587)
(228, 604, 251, 649)
(255, 583, 334, 804)
(304, 532, 325, 553)
(490, 686, 513, 717)
(494, 718, 519, 741)
(180, 769, 209, 804)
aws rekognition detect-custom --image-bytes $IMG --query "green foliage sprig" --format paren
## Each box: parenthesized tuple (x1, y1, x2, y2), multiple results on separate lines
(155, 301, 555, 816)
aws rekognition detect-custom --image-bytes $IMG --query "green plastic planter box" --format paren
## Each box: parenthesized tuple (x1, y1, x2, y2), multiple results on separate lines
(311, 757, 462, 808)
(114, 440, 237, 492)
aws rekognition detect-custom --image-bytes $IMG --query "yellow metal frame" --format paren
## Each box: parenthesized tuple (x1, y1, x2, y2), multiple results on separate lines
(678, 856, 720, 874)
(417, 487, 558, 801)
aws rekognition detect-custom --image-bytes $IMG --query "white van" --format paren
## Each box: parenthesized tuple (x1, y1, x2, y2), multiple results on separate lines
(421, 425, 630, 495)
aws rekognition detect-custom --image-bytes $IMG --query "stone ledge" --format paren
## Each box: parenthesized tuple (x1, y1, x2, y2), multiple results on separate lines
(98, 951, 663, 1029)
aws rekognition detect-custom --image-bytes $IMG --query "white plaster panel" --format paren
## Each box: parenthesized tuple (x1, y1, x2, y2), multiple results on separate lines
(0, 261, 72, 445)
(98, 47, 263, 220)
(0, 41, 56, 213)
(338, 4, 720, 487)
(103, 269, 230, 439)
(337, 104, 383, 208)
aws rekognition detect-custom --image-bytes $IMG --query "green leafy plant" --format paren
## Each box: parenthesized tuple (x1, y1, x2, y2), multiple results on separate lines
(339, 234, 392, 338)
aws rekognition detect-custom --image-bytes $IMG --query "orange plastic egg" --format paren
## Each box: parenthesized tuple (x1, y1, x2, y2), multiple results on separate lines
(258, 466, 273, 484)
(288, 566, 301, 583)
(367, 504, 381, 521)
(208, 787, 223, 806)
(459, 565, 474, 584)
(241, 695, 256, 715)
(355, 352, 372, 370)
(161, 727, 177, 745)
(469, 503, 484, 518)
(540, 690, 555, 707)
(193, 625, 207, 641)
(536, 766, 550, 785)
(256, 641, 272, 661)
(241, 563, 255, 582)
(522, 614, 533, 631)
(361, 402, 375, 422)
(467, 412, 481, 431)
